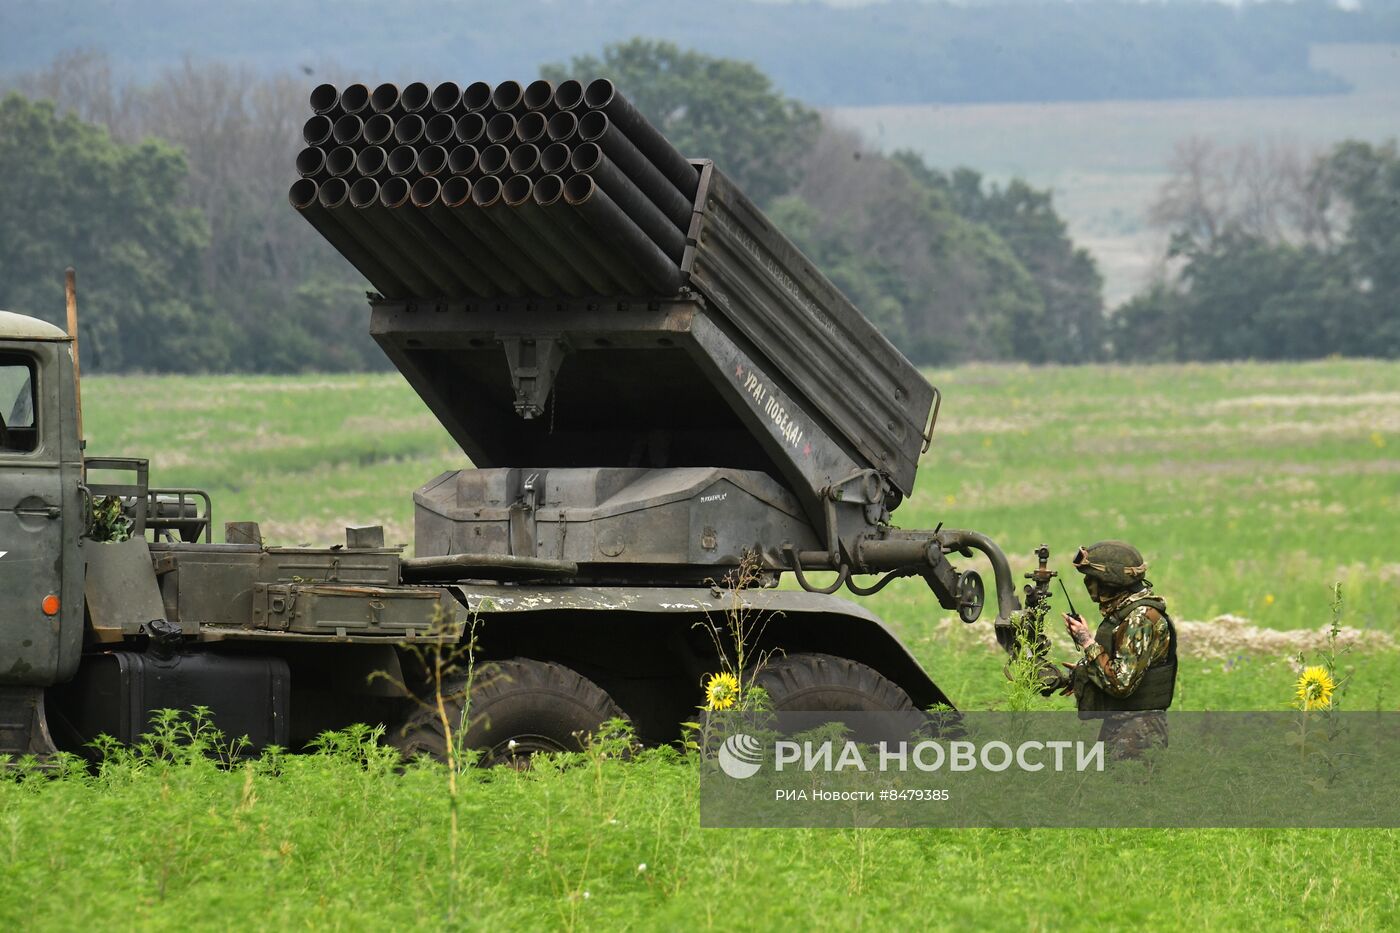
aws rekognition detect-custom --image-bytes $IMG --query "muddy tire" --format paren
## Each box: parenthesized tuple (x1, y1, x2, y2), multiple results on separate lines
(390, 658, 626, 766)
(755, 652, 917, 712)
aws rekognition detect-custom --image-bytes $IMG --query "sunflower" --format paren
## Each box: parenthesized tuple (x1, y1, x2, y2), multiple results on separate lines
(1295, 666, 1335, 711)
(705, 672, 741, 711)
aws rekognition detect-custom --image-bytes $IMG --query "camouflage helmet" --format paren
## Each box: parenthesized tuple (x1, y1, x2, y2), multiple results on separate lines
(1072, 540, 1148, 588)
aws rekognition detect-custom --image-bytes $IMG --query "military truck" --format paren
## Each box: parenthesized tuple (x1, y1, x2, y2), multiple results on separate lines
(0, 79, 1038, 763)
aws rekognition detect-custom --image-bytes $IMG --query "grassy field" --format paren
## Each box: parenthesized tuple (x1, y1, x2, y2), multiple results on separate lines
(832, 43, 1400, 304)
(4, 358, 1398, 929)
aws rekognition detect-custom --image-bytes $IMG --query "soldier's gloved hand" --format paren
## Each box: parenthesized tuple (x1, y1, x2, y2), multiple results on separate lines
(1063, 613, 1094, 648)
(1034, 661, 1076, 697)
(1058, 661, 1077, 696)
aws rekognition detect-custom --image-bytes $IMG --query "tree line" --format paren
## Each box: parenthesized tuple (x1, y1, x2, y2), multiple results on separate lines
(0, 42, 1395, 372)
(1119, 137, 1400, 360)
(1, 52, 384, 373)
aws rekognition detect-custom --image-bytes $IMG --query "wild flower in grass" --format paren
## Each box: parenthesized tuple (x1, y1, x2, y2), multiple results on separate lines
(704, 672, 741, 711)
(687, 555, 780, 763)
(690, 553, 778, 723)
(1000, 587, 1055, 712)
(1290, 583, 1351, 713)
(1295, 666, 1336, 711)
(367, 600, 487, 925)
(1288, 584, 1353, 785)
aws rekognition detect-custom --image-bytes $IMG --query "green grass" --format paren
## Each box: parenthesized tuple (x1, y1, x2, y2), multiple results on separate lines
(9, 358, 1395, 930)
(4, 729, 1397, 930)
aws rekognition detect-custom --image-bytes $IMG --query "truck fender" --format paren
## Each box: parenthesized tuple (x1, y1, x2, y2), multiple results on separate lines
(84, 538, 170, 643)
(452, 584, 952, 710)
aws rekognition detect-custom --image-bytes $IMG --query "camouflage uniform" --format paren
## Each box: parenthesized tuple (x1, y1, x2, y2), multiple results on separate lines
(1066, 541, 1178, 761)
(1074, 587, 1173, 759)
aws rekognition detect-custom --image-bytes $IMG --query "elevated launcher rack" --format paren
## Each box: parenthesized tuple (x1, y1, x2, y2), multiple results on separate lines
(291, 78, 1027, 640)
(373, 164, 933, 536)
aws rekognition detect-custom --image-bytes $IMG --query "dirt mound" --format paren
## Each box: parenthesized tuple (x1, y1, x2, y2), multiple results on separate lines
(933, 613, 1395, 659)
(1174, 614, 1393, 659)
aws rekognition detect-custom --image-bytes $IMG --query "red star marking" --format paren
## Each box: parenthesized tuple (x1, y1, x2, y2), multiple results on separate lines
(735, 363, 744, 378)
(803, 443, 812, 457)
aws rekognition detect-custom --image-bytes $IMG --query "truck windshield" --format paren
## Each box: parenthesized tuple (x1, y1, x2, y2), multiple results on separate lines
(0, 355, 37, 453)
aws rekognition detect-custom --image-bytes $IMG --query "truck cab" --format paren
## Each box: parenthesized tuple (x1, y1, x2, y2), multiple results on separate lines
(0, 311, 85, 755)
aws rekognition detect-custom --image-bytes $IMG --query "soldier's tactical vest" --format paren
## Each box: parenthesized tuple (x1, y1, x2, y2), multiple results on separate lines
(1074, 596, 1177, 713)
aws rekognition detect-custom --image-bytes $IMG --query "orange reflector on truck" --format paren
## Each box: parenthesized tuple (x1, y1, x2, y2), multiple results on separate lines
(41, 594, 60, 616)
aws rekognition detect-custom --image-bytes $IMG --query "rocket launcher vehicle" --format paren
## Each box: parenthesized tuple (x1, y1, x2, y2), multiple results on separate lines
(290, 78, 1035, 651)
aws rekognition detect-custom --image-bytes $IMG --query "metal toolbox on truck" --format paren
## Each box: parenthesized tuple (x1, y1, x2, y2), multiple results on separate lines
(149, 542, 406, 629)
(250, 582, 450, 636)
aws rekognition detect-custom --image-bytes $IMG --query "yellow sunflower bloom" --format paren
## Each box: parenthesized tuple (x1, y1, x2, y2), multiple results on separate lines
(705, 672, 741, 711)
(1295, 666, 1335, 711)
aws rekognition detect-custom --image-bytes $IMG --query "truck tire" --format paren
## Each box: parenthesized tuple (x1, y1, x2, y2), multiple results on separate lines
(391, 657, 626, 766)
(755, 652, 917, 712)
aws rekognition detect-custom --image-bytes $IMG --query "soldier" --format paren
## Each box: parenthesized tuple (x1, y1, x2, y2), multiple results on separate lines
(1061, 540, 1178, 759)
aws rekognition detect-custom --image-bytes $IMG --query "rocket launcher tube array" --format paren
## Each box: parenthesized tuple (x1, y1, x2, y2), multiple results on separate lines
(290, 78, 701, 299)
(298, 79, 939, 508)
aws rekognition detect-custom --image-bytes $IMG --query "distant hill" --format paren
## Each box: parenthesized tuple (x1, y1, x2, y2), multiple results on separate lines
(5, 0, 1398, 105)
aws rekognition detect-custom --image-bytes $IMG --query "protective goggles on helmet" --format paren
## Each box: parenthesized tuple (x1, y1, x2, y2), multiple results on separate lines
(1072, 545, 1148, 580)
(1072, 546, 1096, 573)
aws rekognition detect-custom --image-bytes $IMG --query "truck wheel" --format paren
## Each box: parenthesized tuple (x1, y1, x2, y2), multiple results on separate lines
(755, 652, 917, 712)
(391, 658, 626, 766)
